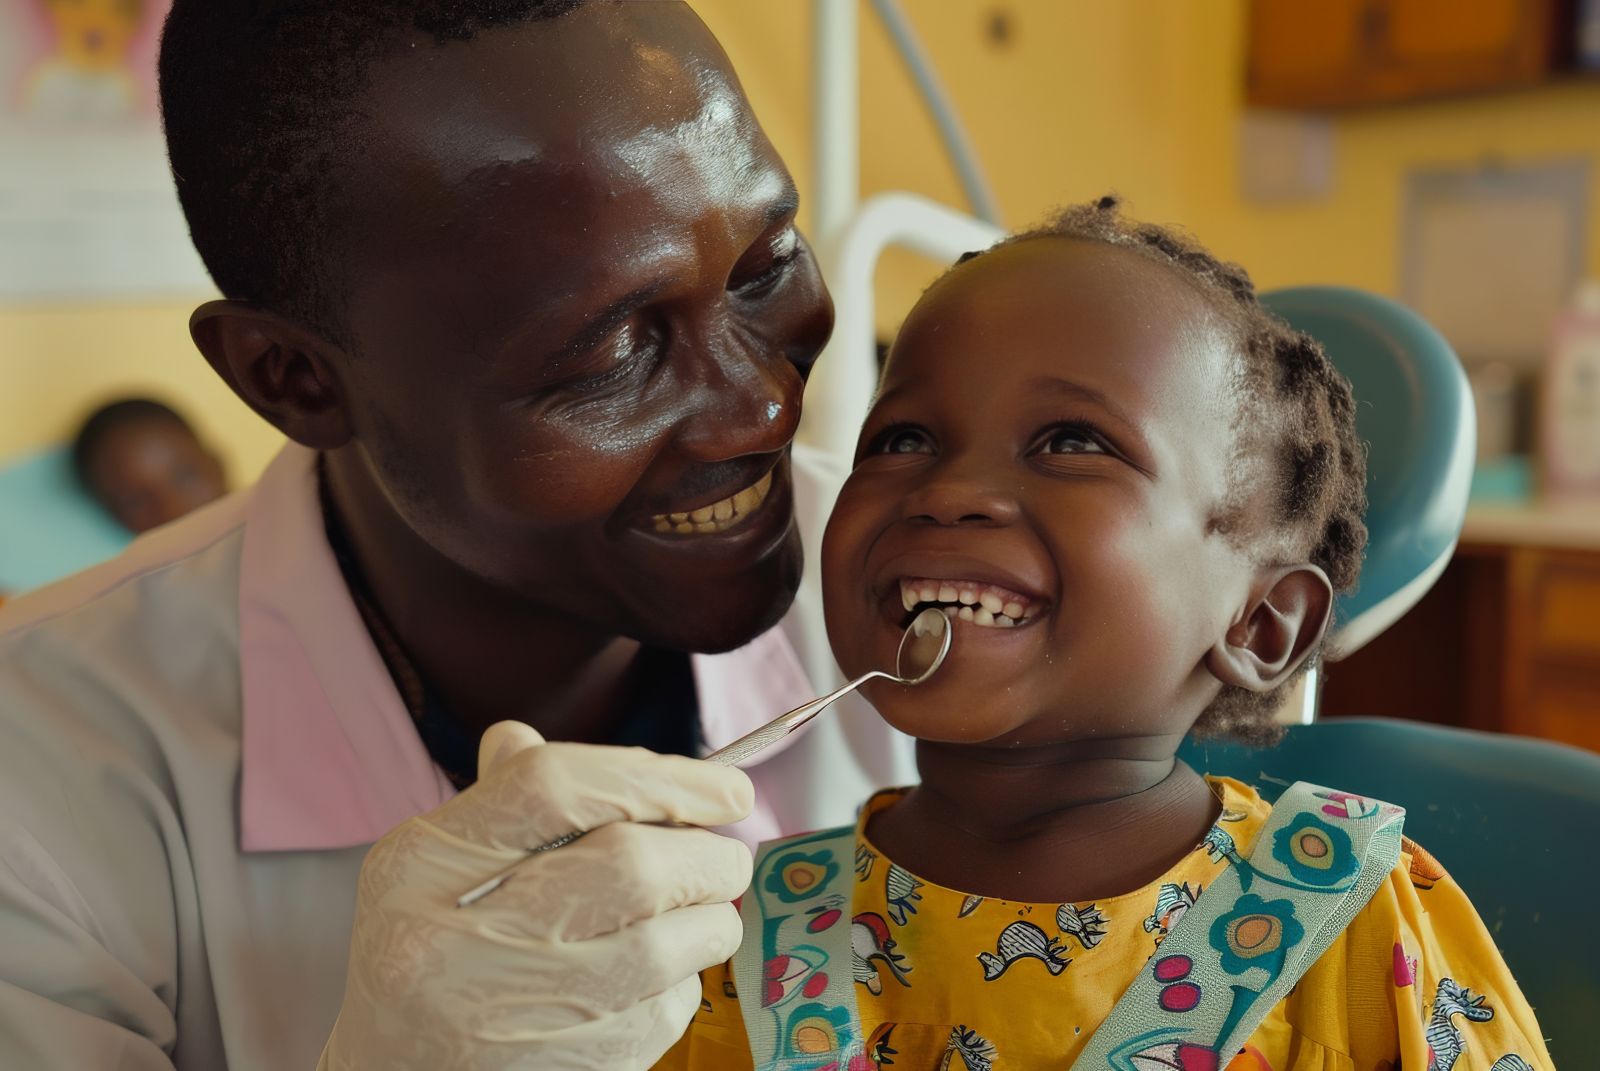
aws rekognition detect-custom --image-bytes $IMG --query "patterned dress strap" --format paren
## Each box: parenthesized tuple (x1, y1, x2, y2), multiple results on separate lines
(1070, 782, 1406, 1071)
(731, 825, 867, 1071)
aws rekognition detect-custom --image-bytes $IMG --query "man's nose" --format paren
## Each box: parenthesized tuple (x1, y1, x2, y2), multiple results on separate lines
(672, 325, 803, 461)
(901, 453, 1021, 528)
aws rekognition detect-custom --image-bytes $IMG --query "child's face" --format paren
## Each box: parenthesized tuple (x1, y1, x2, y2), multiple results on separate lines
(85, 419, 226, 534)
(823, 239, 1264, 747)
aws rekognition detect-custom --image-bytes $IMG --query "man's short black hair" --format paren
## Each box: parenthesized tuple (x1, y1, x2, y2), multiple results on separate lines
(71, 398, 195, 486)
(158, 0, 586, 347)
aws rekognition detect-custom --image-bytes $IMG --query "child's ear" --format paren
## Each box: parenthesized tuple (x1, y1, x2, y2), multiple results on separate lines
(190, 300, 353, 451)
(1205, 564, 1334, 693)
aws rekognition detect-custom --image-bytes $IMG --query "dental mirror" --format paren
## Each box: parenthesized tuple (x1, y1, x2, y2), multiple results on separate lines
(703, 606, 951, 767)
(894, 605, 952, 684)
(455, 608, 954, 908)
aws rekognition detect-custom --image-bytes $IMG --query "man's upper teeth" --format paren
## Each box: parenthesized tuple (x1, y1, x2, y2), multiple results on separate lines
(651, 470, 774, 535)
(898, 577, 1040, 627)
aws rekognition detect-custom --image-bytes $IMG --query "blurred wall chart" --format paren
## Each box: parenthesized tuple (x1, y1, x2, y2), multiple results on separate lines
(0, 0, 209, 300)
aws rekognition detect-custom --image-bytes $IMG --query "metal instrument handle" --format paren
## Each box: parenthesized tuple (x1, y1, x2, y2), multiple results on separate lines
(456, 670, 887, 908)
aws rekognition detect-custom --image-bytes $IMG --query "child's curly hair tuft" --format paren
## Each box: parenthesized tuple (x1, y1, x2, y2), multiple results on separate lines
(954, 196, 1368, 745)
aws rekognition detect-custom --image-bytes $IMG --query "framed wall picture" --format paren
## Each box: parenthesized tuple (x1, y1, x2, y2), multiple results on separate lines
(1401, 159, 1588, 370)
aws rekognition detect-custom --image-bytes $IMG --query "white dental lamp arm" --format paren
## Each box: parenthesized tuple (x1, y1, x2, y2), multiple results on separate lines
(799, 193, 1005, 461)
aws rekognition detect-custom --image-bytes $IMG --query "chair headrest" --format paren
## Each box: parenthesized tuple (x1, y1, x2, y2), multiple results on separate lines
(1261, 287, 1475, 659)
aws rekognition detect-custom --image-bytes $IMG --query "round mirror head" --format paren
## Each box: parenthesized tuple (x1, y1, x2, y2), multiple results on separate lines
(894, 607, 952, 685)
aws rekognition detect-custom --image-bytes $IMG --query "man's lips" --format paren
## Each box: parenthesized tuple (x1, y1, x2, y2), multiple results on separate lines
(622, 457, 797, 579)
(649, 468, 775, 535)
(639, 452, 785, 537)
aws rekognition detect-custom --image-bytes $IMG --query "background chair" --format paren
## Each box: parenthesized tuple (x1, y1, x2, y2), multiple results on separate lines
(1180, 719, 1599, 1059)
(1260, 286, 1476, 722)
(0, 446, 130, 597)
(1214, 290, 1595, 1052)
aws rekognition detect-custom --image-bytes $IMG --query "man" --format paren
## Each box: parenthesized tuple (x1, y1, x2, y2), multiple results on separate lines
(0, 2, 912, 1067)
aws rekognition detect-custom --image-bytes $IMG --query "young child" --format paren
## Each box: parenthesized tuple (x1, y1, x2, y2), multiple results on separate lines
(72, 397, 228, 534)
(658, 199, 1550, 1071)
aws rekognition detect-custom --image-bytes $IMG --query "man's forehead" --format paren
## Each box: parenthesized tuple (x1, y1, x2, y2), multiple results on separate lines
(337, 3, 790, 352)
(358, 4, 747, 195)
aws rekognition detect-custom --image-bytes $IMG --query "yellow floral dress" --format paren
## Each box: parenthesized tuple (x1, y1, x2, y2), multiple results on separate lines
(656, 777, 1552, 1071)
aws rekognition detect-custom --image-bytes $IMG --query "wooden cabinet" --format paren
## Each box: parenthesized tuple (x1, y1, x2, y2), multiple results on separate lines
(1246, 0, 1562, 109)
(1503, 548, 1600, 748)
(1321, 533, 1600, 753)
(1248, 0, 1370, 107)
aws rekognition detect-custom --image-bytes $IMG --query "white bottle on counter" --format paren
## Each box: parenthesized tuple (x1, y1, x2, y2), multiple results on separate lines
(1541, 280, 1600, 499)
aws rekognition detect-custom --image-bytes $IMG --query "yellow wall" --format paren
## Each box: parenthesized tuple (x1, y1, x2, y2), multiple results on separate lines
(7, 0, 1600, 476)
(0, 297, 284, 483)
(695, 0, 1600, 331)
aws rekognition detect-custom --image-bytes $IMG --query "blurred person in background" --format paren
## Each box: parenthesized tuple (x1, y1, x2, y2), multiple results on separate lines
(72, 397, 228, 534)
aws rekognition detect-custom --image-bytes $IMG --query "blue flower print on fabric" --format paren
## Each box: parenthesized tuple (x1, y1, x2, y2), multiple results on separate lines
(1209, 893, 1304, 976)
(1271, 813, 1357, 888)
(764, 850, 840, 904)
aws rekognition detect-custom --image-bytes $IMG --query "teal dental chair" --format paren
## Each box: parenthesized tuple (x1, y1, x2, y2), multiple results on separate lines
(1180, 287, 1600, 1057)
(1264, 287, 1475, 666)
(0, 446, 131, 596)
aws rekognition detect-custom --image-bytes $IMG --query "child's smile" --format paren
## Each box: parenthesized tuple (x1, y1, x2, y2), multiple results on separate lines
(823, 237, 1260, 750)
(894, 576, 1044, 629)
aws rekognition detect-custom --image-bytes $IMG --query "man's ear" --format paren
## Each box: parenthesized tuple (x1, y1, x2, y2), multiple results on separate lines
(1205, 564, 1334, 692)
(190, 300, 354, 451)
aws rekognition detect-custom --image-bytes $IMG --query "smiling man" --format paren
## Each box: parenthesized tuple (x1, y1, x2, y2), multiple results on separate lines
(0, 2, 912, 1068)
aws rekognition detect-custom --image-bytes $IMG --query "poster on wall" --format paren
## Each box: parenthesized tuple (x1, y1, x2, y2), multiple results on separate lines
(1402, 160, 1587, 369)
(0, 0, 212, 301)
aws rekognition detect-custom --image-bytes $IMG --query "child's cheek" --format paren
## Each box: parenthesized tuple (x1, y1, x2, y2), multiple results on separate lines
(819, 480, 882, 680)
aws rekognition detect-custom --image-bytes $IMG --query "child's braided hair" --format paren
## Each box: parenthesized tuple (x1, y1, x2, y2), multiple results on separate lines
(956, 196, 1368, 744)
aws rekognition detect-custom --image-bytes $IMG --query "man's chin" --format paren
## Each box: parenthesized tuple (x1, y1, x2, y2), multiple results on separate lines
(632, 534, 804, 654)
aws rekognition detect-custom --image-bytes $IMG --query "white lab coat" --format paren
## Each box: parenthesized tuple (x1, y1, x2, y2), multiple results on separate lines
(0, 443, 913, 1069)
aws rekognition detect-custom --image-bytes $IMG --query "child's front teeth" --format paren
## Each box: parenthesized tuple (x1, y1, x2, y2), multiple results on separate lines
(942, 605, 1019, 628)
(898, 578, 1037, 628)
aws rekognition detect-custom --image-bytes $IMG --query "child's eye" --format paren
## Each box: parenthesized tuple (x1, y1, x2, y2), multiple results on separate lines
(1035, 423, 1108, 456)
(864, 423, 934, 456)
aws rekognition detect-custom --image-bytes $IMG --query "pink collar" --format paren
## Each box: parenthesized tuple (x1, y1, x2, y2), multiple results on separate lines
(238, 445, 816, 852)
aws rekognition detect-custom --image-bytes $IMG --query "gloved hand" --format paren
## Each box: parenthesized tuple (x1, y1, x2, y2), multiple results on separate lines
(318, 721, 755, 1071)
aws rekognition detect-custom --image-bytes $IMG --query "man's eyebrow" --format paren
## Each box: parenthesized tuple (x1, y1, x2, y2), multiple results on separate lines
(507, 182, 800, 373)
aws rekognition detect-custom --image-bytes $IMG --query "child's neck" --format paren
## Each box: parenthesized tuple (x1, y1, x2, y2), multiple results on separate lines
(866, 736, 1218, 903)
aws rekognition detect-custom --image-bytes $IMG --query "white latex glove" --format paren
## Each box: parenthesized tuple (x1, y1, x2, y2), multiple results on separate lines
(318, 721, 755, 1071)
